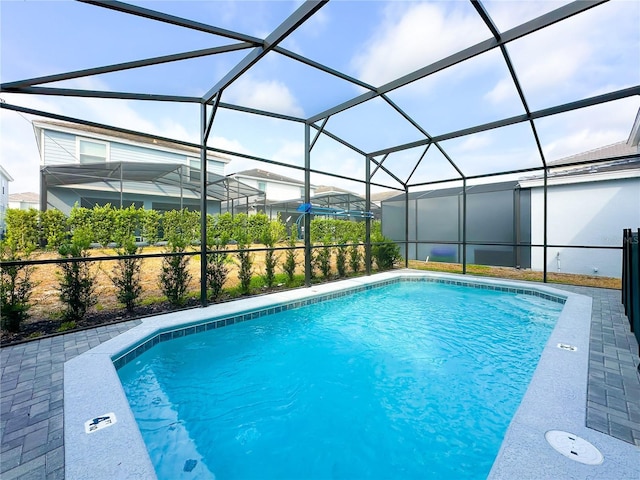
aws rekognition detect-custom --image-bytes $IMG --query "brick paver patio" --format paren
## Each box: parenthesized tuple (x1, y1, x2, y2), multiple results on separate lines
(1, 285, 638, 479)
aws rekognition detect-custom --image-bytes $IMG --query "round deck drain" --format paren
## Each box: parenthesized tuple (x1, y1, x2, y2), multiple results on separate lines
(545, 430, 603, 465)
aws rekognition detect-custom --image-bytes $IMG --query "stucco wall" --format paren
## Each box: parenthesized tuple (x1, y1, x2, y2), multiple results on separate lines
(530, 176, 640, 278)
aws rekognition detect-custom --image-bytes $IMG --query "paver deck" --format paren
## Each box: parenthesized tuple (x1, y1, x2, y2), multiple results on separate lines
(1, 284, 638, 479)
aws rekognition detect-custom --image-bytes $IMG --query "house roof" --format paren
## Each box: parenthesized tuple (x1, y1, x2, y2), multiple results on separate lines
(8, 192, 39, 202)
(41, 161, 262, 201)
(33, 120, 232, 163)
(314, 185, 353, 194)
(0, 164, 14, 182)
(547, 141, 638, 167)
(231, 169, 308, 186)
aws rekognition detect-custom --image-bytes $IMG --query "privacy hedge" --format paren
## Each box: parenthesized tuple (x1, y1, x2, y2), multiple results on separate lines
(4, 205, 379, 250)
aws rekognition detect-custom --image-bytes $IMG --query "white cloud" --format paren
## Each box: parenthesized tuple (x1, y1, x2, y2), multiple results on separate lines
(537, 97, 640, 161)
(224, 75, 304, 117)
(455, 133, 493, 153)
(486, 1, 639, 106)
(484, 1, 568, 33)
(351, 2, 489, 87)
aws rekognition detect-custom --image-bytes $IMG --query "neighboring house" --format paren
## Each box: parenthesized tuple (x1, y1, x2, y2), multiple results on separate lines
(230, 169, 313, 202)
(381, 111, 640, 278)
(33, 121, 259, 215)
(227, 169, 315, 218)
(520, 114, 640, 278)
(8, 192, 40, 211)
(0, 165, 13, 238)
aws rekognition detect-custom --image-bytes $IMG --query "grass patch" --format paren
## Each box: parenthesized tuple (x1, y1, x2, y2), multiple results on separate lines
(407, 260, 621, 289)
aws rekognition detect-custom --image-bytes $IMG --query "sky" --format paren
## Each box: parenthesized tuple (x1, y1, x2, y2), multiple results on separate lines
(1, 0, 639, 195)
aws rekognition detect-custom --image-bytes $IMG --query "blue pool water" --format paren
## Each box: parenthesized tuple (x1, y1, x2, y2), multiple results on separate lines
(118, 281, 563, 479)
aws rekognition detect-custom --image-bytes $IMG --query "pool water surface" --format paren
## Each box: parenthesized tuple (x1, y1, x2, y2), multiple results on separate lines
(118, 281, 563, 479)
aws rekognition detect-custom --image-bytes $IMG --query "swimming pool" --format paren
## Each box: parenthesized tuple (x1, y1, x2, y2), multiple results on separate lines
(117, 280, 562, 479)
(67, 271, 639, 480)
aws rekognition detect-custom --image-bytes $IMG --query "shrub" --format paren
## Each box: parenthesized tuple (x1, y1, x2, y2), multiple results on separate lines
(57, 227, 97, 322)
(314, 236, 333, 278)
(261, 218, 285, 288)
(141, 209, 161, 245)
(91, 203, 116, 247)
(282, 225, 298, 284)
(248, 213, 270, 243)
(210, 212, 234, 240)
(110, 237, 142, 312)
(371, 232, 401, 271)
(113, 205, 143, 245)
(163, 209, 200, 246)
(348, 244, 362, 273)
(5, 208, 39, 252)
(206, 236, 230, 301)
(336, 244, 347, 277)
(159, 232, 191, 307)
(40, 209, 68, 249)
(68, 204, 92, 236)
(0, 242, 37, 332)
(233, 217, 253, 294)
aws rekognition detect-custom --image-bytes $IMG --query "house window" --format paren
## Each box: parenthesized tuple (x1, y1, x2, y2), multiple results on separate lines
(258, 182, 266, 192)
(78, 139, 107, 164)
(189, 158, 201, 182)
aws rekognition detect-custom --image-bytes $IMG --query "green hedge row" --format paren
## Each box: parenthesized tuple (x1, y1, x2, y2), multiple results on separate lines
(3, 204, 385, 252)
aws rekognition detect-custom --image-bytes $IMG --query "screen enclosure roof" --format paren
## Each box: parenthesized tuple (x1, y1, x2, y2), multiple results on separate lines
(1, 0, 639, 193)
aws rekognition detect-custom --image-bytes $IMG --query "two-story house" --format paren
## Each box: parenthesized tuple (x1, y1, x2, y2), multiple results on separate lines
(0, 165, 13, 238)
(227, 169, 316, 219)
(33, 121, 260, 215)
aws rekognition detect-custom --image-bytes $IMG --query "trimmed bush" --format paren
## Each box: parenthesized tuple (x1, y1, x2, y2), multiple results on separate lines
(57, 227, 97, 322)
(0, 242, 37, 332)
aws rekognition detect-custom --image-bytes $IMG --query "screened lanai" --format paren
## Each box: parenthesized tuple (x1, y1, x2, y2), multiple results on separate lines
(1, 0, 639, 301)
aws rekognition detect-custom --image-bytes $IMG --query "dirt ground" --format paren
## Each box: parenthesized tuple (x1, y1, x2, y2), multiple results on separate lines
(1, 248, 621, 345)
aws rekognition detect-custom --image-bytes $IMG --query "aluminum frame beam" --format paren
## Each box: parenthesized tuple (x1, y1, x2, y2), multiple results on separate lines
(203, 0, 328, 103)
(368, 85, 640, 157)
(1, 86, 200, 103)
(307, 1, 606, 124)
(79, 0, 263, 44)
(1, 43, 254, 90)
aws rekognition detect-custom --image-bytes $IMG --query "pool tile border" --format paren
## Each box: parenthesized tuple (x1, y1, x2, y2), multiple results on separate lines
(111, 276, 567, 371)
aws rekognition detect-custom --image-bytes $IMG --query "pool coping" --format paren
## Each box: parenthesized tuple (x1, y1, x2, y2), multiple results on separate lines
(63, 270, 640, 479)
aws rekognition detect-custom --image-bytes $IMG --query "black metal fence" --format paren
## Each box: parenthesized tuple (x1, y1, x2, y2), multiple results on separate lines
(622, 228, 640, 356)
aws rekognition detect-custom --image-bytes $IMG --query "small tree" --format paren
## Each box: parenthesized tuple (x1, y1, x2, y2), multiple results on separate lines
(336, 243, 348, 277)
(261, 217, 286, 288)
(206, 216, 230, 301)
(0, 242, 37, 332)
(57, 227, 97, 322)
(159, 236, 191, 307)
(40, 209, 68, 250)
(314, 236, 333, 278)
(110, 236, 142, 313)
(348, 242, 362, 274)
(283, 225, 298, 284)
(233, 215, 253, 294)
